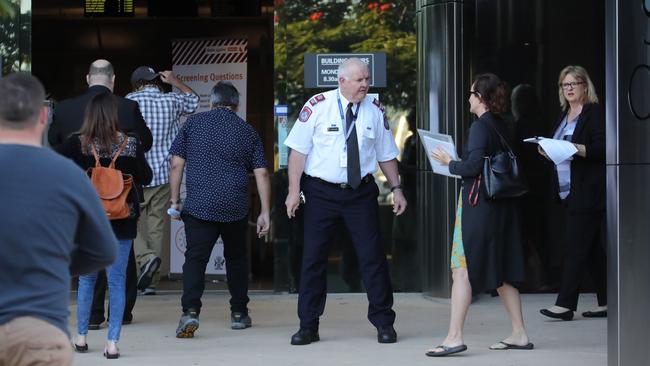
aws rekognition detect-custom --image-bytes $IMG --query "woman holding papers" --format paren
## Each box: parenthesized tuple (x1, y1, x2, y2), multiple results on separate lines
(539, 65, 607, 321)
(426, 73, 531, 357)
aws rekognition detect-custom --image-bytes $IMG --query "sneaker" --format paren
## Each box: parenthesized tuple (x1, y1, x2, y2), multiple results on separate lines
(231, 312, 252, 330)
(137, 256, 161, 290)
(142, 287, 156, 295)
(176, 310, 199, 338)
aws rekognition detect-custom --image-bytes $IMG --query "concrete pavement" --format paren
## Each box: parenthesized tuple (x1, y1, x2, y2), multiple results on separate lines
(70, 292, 606, 366)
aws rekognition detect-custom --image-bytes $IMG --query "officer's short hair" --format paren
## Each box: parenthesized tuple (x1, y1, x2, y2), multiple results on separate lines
(0, 73, 45, 130)
(210, 81, 240, 108)
(337, 58, 368, 80)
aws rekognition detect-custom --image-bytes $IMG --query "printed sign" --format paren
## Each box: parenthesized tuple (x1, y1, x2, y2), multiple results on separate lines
(303, 52, 386, 88)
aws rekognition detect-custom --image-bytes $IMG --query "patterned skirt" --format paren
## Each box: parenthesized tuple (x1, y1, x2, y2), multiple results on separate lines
(450, 190, 467, 269)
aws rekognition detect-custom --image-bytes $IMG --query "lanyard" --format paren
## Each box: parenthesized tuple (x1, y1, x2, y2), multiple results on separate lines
(337, 93, 361, 142)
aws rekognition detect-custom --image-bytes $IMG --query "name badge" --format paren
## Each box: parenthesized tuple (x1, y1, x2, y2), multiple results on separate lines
(327, 126, 340, 132)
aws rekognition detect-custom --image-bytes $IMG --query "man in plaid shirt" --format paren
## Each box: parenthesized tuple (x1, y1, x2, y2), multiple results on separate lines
(127, 66, 199, 295)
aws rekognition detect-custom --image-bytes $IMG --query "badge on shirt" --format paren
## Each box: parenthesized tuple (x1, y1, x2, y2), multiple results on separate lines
(299, 106, 312, 122)
(327, 126, 340, 132)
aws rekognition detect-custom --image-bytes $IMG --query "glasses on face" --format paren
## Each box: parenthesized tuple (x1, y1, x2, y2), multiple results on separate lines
(560, 81, 584, 90)
(467, 90, 479, 99)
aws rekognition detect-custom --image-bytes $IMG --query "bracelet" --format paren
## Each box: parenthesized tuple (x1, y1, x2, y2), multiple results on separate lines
(390, 185, 403, 192)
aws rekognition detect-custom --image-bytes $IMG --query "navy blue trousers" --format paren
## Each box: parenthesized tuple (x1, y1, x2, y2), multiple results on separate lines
(298, 175, 395, 330)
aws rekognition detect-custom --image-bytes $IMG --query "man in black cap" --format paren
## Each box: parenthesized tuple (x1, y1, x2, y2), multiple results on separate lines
(127, 66, 199, 295)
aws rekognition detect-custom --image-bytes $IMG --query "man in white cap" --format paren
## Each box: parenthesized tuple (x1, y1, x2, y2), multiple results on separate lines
(127, 66, 199, 295)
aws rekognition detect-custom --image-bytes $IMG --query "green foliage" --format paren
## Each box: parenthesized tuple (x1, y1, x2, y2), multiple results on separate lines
(0, 0, 31, 75)
(0, 0, 16, 18)
(275, 0, 416, 117)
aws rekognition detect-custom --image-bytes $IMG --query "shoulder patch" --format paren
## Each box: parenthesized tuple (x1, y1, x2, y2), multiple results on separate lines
(299, 106, 313, 122)
(309, 94, 326, 106)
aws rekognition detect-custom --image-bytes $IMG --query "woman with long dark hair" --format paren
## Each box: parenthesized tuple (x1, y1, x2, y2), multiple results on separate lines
(427, 73, 532, 356)
(56, 92, 152, 359)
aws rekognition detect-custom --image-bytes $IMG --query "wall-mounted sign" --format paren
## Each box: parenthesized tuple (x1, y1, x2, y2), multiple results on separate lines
(304, 52, 387, 88)
(85, 0, 134, 17)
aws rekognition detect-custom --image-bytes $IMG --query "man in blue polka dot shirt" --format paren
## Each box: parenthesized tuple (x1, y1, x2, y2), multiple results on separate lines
(169, 81, 271, 338)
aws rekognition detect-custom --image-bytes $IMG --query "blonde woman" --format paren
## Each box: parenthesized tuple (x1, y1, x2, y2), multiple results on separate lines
(539, 65, 606, 321)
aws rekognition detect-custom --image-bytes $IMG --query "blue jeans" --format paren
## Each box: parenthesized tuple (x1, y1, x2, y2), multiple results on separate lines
(77, 239, 132, 342)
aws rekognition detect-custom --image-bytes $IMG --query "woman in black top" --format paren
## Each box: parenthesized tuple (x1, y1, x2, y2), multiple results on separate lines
(56, 93, 152, 358)
(427, 73, 531, 356)
(539, 65, 606, 321)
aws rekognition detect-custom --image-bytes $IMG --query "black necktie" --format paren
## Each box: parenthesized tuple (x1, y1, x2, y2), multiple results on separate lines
(346, 103, 361, 189)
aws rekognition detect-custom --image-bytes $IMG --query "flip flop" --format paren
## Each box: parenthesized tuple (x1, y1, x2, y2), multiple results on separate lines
(489, 341, 534, 350)
(425, 344, 468, 357)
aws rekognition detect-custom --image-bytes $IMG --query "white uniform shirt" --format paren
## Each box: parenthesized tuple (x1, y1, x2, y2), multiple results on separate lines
(284, 89, 399, 184)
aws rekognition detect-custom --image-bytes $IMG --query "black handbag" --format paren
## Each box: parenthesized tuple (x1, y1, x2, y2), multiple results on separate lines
(482, 122, 529, 199)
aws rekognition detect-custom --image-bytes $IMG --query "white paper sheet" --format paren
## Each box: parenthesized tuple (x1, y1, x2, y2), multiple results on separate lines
(417, 129, 460, 178)
(524, 137, 578, 165)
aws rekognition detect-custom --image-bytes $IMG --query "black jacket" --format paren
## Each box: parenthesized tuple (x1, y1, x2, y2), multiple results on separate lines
(448, 112, 526, 293)
(48, 85, 153, 152)
(551, 103, 606, 213)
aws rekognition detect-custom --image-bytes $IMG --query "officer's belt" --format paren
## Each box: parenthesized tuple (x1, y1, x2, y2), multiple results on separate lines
(305, 174, 373, 189)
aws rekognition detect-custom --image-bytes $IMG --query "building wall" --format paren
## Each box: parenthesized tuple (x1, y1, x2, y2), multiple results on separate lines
(606, 1, 650, 365)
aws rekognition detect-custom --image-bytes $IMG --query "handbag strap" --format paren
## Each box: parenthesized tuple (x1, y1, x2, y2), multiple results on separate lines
(484, 119, 515, 154)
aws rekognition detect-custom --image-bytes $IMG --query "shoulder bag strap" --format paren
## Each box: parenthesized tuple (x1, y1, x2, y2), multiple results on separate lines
(484, 119, 515, 154)
(89, 140, 102, 168)
(109, 134, 129, 169)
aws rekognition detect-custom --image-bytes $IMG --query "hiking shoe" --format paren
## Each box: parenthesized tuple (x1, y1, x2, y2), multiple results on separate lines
(137, 256, 161, 290)
(231, 312, 252, 330)
(142, 287, 156, 295)
(176, 310, 199, 338)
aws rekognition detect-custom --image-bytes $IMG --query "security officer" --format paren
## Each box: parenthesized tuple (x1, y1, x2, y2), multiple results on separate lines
(284, 58, 407, 345)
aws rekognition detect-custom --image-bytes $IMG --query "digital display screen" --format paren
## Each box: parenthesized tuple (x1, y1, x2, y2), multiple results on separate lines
(85, 0, 134, 16)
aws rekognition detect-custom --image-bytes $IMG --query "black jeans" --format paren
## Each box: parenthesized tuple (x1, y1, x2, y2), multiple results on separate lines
(90, 245, 138, 323)
(181, 213, 249, 314)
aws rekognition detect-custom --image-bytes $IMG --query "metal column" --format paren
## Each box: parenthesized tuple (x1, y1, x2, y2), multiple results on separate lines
(416, 0, 468, 297)
(606, 0, 650, 365)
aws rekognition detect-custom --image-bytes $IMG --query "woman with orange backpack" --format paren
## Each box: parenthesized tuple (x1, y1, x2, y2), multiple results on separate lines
(56, 92, 152, 359)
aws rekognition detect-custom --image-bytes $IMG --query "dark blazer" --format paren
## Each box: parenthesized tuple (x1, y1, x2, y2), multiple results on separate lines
(48, 85, 153, 152)
(551, 103, 605, 213)
(448, 112, 525, 293)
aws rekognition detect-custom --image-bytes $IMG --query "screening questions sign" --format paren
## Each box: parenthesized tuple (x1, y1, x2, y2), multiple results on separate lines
(304, 52, 386, 88)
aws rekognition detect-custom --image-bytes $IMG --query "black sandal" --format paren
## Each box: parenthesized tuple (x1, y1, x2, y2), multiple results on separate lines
(73, 343, 88, 353)
(103, 348, 120, 359)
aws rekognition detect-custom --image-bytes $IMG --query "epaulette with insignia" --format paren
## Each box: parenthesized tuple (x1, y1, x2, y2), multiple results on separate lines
(308, 93, 326, 106)
(372, 98, 385, 113)
(372, 98, 390, 130)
